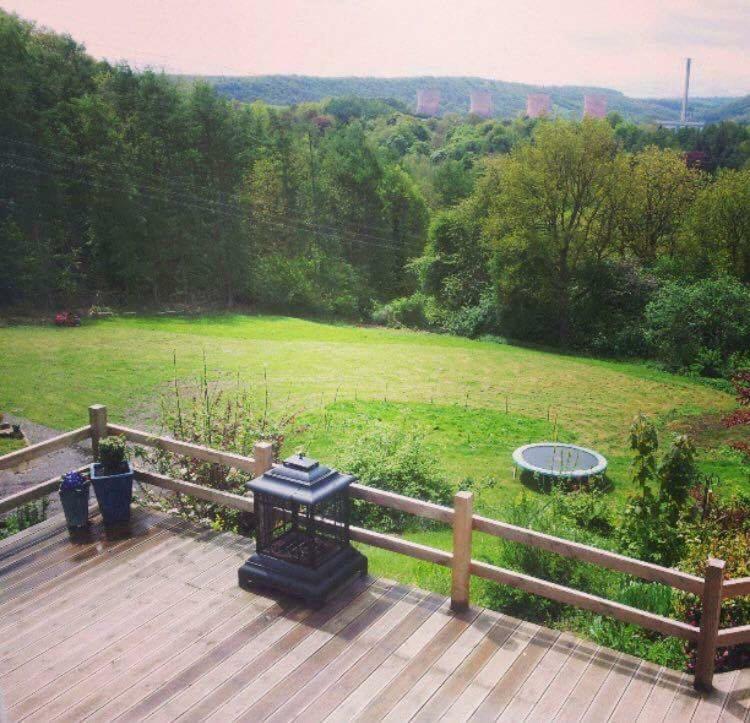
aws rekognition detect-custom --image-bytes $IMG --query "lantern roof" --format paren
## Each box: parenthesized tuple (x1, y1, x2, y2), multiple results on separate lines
(247, 453, 355, 505)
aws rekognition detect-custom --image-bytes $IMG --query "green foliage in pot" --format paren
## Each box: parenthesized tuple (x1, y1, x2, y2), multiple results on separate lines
(98, 435, 129, 473)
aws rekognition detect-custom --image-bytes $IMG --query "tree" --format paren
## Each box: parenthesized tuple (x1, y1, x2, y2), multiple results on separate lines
(688, 168, 750, 282)
(613, 146, 702, 262)
(487, 119, 620, 346)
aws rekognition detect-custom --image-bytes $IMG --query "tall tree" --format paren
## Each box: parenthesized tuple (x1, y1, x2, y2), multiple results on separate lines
(488, 119, 619, 346)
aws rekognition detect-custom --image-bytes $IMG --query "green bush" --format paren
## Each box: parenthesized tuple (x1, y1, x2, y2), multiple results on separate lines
(644, 276, 750, 377)
(249, 250, 365, 318)
(339, 423, 453, 532)
(372, 293, 433, 329)
(98, 435, 129, 473)
(0, 499, 49, 540)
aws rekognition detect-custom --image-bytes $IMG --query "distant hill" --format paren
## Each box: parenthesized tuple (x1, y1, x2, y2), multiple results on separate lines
(174, 74, 743, 124)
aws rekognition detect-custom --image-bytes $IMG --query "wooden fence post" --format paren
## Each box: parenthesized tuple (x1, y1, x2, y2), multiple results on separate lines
(252, 441, 274, 478)
(88, 405, 108, 460)
(694, 557, 725, 691)
(451, 491, 474, 612)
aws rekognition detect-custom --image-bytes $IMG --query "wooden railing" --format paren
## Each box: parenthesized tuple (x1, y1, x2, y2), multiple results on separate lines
(1, 403, 748, 692)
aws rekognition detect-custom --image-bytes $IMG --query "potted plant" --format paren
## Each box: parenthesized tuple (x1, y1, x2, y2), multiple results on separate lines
(59, 470, 90, 529)
(90, 435, 134, 525)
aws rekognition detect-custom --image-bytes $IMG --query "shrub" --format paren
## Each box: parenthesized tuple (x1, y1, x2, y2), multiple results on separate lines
(137, 359, 294, 535)
(481, 489, 618, 620)
(644, 276, 750, 376)
(677, 499, 750, 673)
(249, 250, 364, 318)
(372, 293, 433, 329)
(338, 423, 453, 532)
(0, 499, 49, 540)
(98, 435, 129, 473)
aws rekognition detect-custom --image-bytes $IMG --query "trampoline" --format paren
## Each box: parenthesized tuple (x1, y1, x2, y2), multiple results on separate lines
(513, 443, 607, 479)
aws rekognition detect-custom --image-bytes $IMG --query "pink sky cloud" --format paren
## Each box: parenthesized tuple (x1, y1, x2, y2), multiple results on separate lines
(3, 0, 748, 96)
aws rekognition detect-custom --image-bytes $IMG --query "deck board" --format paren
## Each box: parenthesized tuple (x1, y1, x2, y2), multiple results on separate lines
(0, 508, 746, 722)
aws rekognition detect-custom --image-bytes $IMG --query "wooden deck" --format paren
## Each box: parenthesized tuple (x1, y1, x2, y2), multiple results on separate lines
(0, 509, 747, 722)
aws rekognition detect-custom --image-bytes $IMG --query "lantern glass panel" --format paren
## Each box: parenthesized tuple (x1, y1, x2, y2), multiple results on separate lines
(255, 491, 349, 569)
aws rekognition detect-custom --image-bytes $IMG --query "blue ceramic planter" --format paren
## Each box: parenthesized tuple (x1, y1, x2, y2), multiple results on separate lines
(59, 482, 90, 529)
(90, 462, 134, 525)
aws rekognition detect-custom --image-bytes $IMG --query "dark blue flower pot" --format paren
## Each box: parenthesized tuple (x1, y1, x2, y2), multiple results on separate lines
(59, 482, 90, 529)
(90, 462, 134, 525)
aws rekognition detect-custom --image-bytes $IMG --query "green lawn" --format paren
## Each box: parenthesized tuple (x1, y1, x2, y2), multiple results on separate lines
(0, 437, 24, 456)
(0, 313, 744, 511)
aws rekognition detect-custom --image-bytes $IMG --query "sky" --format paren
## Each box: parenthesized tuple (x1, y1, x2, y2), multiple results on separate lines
(3, 0, 749, 97)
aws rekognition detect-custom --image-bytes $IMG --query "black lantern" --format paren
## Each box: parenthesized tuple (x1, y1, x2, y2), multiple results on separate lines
(238, 453, 367, 606)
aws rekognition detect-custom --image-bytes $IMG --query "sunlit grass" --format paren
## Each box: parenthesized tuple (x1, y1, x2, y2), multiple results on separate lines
(0, 313, 741, 504)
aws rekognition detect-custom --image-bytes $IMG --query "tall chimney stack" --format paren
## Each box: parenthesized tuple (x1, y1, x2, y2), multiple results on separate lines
(681, 58, 691, 123)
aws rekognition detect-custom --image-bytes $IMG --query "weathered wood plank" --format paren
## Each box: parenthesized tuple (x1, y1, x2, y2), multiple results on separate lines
(205, 581, 393, 723)
(9, 541, 246, 720)
(525, 638, 600, 721)
(236, 586, 408, 722)
(349, 483, 454, 524)
(294, 592, 446, 723)
(0, 426, 90, 473)
(410, 614, 520, 723)
(579, 654, 646, 722)
(717, 624, 750, 647)
(134, 469, 255, 512)
(43, 587, 275, 722)
(352, 606, 481, 721)
(323, 600, 455, 722)
(554, 647, 621, 722)
(495, 632, 578, 721)
(350, 525, 452, 566)
(263, 588, 431, 723)
(438, 619, 540, 722)
(473, 513, 704, 594)
(471, 559, 699, 640)
(723, 577, 750, 599)
(107, 423, 257, 473)
(467, 627, 560, 722)
(382, 608, 497, 722)
(172, 578, 379, 722)
(608, 658, 664, 723)
(0, 526, 225, 656)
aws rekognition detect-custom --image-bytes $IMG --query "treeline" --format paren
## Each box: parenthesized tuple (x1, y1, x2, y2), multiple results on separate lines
(192, 74, 748, 124)
(0, 11, 427, 313)
(2, 10, 750, 379)
(383, 120, 750, 378)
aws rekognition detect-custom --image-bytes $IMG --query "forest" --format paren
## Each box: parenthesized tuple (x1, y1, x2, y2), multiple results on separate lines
(2, 10, 750, 380)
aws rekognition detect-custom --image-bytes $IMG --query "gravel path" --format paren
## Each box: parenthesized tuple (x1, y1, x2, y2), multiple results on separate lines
(0, 414, 92, 513)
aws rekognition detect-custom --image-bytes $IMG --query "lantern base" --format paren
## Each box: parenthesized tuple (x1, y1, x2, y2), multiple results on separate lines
(238, 545, 367, 607)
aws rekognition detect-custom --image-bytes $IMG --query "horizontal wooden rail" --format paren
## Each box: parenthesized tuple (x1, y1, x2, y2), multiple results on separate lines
(107, 423, 258, 475)
(470, 559, 700, 641)
(472, 514, 704, 596)
(349, 484, 454, 524)
(0, 466, 89, 514)
(0, 426, 90, 472)
(349, 526, 453, 567)
(133, 469, 255, 513)
(716, 624, 750, 647)
(723, 577, 750, 599)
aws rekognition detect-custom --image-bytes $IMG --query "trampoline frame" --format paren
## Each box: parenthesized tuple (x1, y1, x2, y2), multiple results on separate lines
(512, 442, 607, 479)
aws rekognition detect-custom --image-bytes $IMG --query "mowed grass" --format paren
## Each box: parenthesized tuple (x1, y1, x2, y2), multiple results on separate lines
(0, 314, 744, 507)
